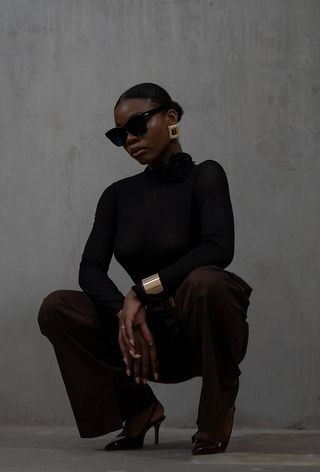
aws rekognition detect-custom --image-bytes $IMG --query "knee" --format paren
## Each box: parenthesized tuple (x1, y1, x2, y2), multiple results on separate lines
(38, 290, 68, 334)
(176, 266, 230, 302)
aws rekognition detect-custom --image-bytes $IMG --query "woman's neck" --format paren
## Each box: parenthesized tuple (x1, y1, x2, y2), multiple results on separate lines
(150, 140, 182, 169)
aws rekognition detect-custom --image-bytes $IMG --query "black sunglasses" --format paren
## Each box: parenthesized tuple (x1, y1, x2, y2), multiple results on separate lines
(105, 106, 166, 147)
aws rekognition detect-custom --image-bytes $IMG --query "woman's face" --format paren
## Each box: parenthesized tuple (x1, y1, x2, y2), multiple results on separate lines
(114, 98, 178, 166)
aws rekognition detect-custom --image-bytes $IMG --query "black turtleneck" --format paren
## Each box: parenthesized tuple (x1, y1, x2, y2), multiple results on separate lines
(79, 153, 234, 314)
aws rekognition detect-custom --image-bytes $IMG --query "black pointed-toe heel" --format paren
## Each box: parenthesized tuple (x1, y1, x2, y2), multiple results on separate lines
(104, 404, 165, 451)
(192, 406, 235, 455)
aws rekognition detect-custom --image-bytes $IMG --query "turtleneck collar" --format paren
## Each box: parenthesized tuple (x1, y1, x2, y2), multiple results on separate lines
(144, 152, 195, 186)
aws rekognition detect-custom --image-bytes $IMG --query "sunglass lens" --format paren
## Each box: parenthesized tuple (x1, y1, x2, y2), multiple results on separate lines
(105, 113, 150, 146)
(105, 128, 126, 147)
(126, 115, 147, 137)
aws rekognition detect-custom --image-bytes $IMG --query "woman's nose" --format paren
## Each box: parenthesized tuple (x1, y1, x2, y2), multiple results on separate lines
(125, 132, 139, 146)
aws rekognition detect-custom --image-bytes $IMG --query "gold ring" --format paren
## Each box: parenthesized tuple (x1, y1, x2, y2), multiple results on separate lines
(133, 354, 142, 359)
(121, 325, 126, 329)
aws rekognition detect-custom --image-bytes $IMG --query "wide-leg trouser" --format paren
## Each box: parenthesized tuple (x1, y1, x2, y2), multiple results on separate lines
(38, 265, 252, 438)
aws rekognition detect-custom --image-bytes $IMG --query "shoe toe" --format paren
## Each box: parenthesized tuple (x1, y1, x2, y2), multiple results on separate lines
(192, 438, 226, 455)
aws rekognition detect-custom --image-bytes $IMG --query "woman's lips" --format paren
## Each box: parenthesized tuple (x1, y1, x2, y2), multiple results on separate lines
(132, 148, 148, 159)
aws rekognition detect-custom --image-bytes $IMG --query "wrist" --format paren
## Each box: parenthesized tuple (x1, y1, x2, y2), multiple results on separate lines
(142, 273, 163, 295)
(126, 289, 142, 304)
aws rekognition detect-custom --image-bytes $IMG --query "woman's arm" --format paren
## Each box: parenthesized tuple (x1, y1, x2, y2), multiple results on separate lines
(79, 184, 125, 314)
(132, 160, 234, 299)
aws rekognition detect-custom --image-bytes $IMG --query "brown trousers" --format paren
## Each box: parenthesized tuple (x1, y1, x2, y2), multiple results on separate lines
(38, 265, 252, 438)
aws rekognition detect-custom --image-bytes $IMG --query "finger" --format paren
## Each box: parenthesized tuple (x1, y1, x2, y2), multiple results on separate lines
(132, 349, 142, 384)
(127, 352, 133, 377)
(149, 343, 159, 381)
(119, 340, 131, 376)
(141, 343, 150, 384)
(140, 321, 154, 346)
(120, 318, 133, 354)
(118, 329, 127, 360)
(138, 323, 158, 380)
(125, 317, 135, 347)
(118, 331, 131, 376)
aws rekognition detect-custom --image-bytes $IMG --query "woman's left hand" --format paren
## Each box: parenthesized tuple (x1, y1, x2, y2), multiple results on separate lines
(118, 290, 158, 383)
(128, 326, 158, 384)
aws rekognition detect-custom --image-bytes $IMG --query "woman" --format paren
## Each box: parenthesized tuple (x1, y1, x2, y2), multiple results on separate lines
(38, 83, 252, 455)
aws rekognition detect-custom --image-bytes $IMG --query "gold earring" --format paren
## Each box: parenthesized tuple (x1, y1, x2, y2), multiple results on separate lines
(168, 123, 180, 140)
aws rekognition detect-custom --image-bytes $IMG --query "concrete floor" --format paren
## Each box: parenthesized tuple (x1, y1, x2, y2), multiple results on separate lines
(0, 426, 320, 472)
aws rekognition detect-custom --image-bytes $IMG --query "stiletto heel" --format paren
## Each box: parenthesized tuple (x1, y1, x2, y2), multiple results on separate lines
(104, 403, 165, 451)
(153, 418, 163, 445)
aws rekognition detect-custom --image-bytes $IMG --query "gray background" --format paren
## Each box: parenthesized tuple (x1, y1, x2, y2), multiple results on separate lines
(0, 0, 319, 429)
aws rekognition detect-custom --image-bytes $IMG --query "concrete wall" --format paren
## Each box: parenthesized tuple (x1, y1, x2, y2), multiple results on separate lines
(1, 0, 319, 429)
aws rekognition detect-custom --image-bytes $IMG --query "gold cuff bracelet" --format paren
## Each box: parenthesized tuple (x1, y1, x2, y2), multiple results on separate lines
(142, 273, 164, 295)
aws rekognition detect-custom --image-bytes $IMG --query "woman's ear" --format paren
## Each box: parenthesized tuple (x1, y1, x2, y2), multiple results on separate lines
(167, 109, 179, 126)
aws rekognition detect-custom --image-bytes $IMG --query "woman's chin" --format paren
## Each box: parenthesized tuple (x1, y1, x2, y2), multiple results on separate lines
(131, 149, 167, 167)
(134, 154, 157, 166)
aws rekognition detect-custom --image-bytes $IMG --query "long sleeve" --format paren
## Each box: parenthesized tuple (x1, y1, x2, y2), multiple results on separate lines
(79, 183, 125, 314)
(159, 161, 234, 294)
(132, 160, 234, 300)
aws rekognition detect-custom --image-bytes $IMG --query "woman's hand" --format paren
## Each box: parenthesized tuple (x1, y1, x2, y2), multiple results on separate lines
(118, 290, 159, 383)
(127, 325, 158, 384)
(120, 289, 152, 346)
